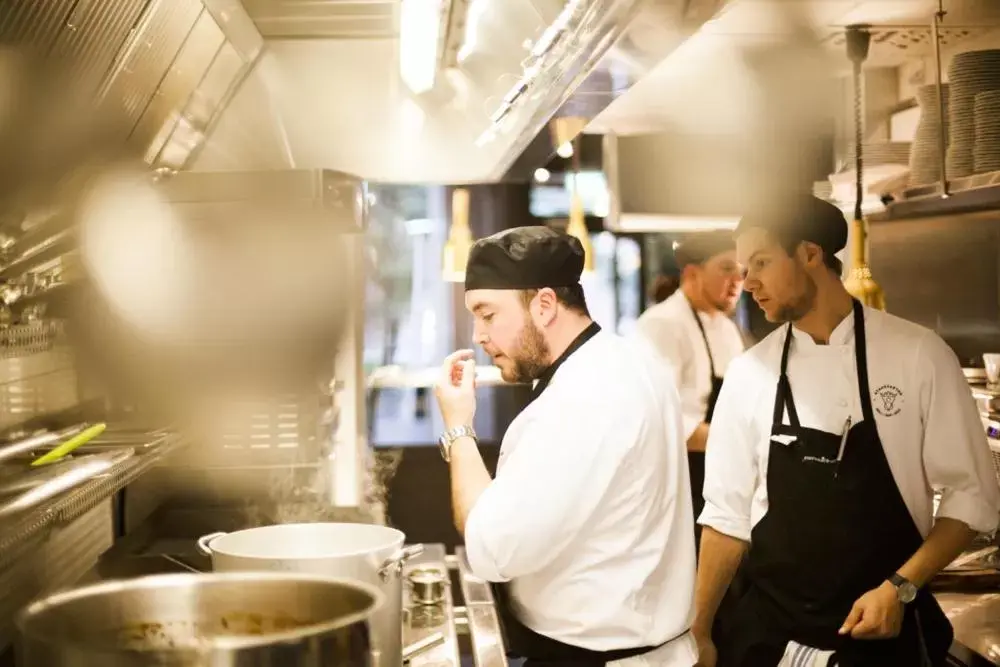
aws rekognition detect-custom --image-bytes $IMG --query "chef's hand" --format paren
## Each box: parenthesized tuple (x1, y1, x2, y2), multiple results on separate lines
(839, 580, 903, 639)
(435, 349, 477, 429)
(693, 633, 717, 667)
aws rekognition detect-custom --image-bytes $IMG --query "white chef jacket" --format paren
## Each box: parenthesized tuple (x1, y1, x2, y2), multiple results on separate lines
(464, 330, 697, 664)
(699, 305, 1000, 543)
(636, 290, 745, 439)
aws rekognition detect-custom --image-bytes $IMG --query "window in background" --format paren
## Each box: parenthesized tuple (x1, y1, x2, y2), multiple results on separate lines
(529, 170, 610, 218)
(365, 184, 456, 446)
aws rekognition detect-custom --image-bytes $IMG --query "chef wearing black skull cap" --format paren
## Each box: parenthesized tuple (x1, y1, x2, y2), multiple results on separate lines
(636, 231, 746, 552)
(692, 194, 1000, 667)
(434, 225, 698, 666)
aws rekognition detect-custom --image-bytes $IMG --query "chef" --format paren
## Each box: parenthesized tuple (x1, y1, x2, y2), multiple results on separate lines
(692, 194, 1000, 667)
(434, 226, 697, 666)
(636, 232, 745, 550)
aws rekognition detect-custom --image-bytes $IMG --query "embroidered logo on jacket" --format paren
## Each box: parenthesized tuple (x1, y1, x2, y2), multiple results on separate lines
(873, 384, 903, 416)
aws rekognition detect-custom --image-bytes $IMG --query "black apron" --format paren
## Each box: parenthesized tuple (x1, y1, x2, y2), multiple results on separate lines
(687, 298, 725, 551)
(722, 299, 953, 667)
(490, 322, 680, 666)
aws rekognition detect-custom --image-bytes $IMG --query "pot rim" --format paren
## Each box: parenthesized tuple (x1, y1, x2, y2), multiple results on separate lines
(204, 522, 406, 560)
(16, 572, 385, 651)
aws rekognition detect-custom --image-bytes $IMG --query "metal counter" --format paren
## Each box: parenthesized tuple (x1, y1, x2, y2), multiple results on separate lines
(938, 591, 1000, 666)
(402, 545, 507, 667)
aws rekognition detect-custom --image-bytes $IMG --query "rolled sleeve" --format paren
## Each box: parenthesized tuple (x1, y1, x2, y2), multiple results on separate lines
(698, 357, 756, 542)
(461, 398, 643, 582)
(463, 485, 511, 582)
(920, 333, 1000, 535)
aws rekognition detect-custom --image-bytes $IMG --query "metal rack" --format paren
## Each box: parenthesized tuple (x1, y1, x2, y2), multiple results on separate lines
(0, 429, 182, 652)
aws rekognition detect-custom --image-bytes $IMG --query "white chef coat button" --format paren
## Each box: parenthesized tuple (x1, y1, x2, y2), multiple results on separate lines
(838, 399, 848, 407)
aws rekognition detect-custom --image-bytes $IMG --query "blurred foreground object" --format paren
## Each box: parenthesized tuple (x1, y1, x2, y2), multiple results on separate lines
(69, 168, 363, 432)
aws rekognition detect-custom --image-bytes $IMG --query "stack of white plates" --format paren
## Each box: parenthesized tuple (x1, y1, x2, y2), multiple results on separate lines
(910, 83, 949, 186)
(844, 142, 911, 169)
(946, 50, 1000, 178)
(812, 180, 833, 201)
(974, 90, 1000, 174)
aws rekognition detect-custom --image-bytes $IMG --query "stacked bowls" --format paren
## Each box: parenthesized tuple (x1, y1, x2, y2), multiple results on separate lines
(910, 83, 949, 186)
(845, 142, 912, 169)
(946, 49, 1000, 178)
(974, 90, 1000, 174)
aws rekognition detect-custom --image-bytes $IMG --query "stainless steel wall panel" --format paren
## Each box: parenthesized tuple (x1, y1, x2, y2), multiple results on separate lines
(0, 0, 78, 54)
(50, 0, 151, 93)
(98, 0, 203, 132)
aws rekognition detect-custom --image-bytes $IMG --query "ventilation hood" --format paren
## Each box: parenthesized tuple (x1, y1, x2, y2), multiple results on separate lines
(596, 0, 1000, 233)
(0, 0, 263, 190)
(190, 0, 723, 183)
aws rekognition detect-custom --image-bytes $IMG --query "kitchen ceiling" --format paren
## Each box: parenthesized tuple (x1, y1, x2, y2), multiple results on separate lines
(589, 0, 1000, 135)
(241, 0, 399, 39)
(193, 0, 707, 183)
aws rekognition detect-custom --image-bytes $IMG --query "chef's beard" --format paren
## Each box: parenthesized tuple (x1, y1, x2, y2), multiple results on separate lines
(774, 271, 818, 323)
(502, 320, 551, 384)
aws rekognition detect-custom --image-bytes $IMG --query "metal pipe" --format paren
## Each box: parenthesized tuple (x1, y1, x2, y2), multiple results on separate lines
(931, 1, 949, 196)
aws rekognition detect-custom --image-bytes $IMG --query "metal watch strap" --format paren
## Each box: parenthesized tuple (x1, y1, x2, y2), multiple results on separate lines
(439, 425, 476, 462)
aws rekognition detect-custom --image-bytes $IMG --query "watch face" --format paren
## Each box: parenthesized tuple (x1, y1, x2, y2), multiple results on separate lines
(899, 583, 918, 604)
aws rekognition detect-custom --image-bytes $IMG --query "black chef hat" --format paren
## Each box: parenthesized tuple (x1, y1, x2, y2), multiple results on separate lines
(674, 231, 737, 269)
(464, 226, 584, 292)
(735, 193, 847, 256)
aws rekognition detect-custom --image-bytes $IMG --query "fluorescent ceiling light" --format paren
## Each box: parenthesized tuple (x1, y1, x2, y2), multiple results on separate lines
(458, 0, 488, 62)
(611, 214, 739, 233)
(399, 0, 443, 95)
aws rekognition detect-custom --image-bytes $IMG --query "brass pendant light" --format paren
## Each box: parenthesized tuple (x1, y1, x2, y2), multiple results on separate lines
(442, 188, 473, 282)
(841, 25, 886, 311)
(565, 134, 595, 273)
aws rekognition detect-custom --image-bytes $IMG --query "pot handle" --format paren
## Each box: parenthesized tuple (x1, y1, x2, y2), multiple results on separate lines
(377, 544, 424, 582)
(196, 531, 227, 556)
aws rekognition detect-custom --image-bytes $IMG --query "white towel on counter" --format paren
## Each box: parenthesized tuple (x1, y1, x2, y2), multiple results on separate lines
(777, 640, 836, 667)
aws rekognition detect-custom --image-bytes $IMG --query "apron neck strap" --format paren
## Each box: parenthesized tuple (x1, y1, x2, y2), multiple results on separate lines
(530, 321, 601, 402)
(686, 295, 718, 379)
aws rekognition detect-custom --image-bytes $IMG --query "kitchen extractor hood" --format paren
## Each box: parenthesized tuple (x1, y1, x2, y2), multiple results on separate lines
(190, 0, 723, 184)
(0, 0, 262, 181)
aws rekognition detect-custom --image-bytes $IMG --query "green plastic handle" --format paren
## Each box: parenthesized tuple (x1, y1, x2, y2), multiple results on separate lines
(30, 423, 107, 467)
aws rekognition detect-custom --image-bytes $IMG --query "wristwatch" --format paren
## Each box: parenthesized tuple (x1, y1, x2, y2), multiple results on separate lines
(888, 573, 918, 604)
(438, 425, 477, 463)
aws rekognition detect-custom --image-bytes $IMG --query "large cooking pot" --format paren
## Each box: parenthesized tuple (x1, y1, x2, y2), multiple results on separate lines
(16, 572, 383, 666)
(198, 523, 423, 667)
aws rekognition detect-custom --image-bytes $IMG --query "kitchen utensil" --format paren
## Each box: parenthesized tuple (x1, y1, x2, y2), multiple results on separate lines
(16, 572, 383, 666)
(0, 424, 85, 464)
(407, 567, 447, 606)
(984, 354, 1000, 385)
(403, 632, 446, 663)
(30, 422, 107, 466)
(198, 523, 423, 667)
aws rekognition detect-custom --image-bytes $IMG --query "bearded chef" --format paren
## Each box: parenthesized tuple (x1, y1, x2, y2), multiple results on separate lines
(692, 194, 1000, 667)
(636, 232, 745, 550)
(434, 226, 698, 666)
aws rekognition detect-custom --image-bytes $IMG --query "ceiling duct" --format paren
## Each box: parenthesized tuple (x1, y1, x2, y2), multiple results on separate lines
(192, 0, 722, 183)
(503, 0, 726, 180)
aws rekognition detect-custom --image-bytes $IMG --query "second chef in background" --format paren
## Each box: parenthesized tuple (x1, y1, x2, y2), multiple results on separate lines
(636, 232, 745, 549)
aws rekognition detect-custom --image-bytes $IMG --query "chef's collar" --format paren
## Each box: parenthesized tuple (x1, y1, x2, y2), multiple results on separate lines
(464, 226, 584, 292)
(736, 194, 847, 258)
(788, 305, 874, 349)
